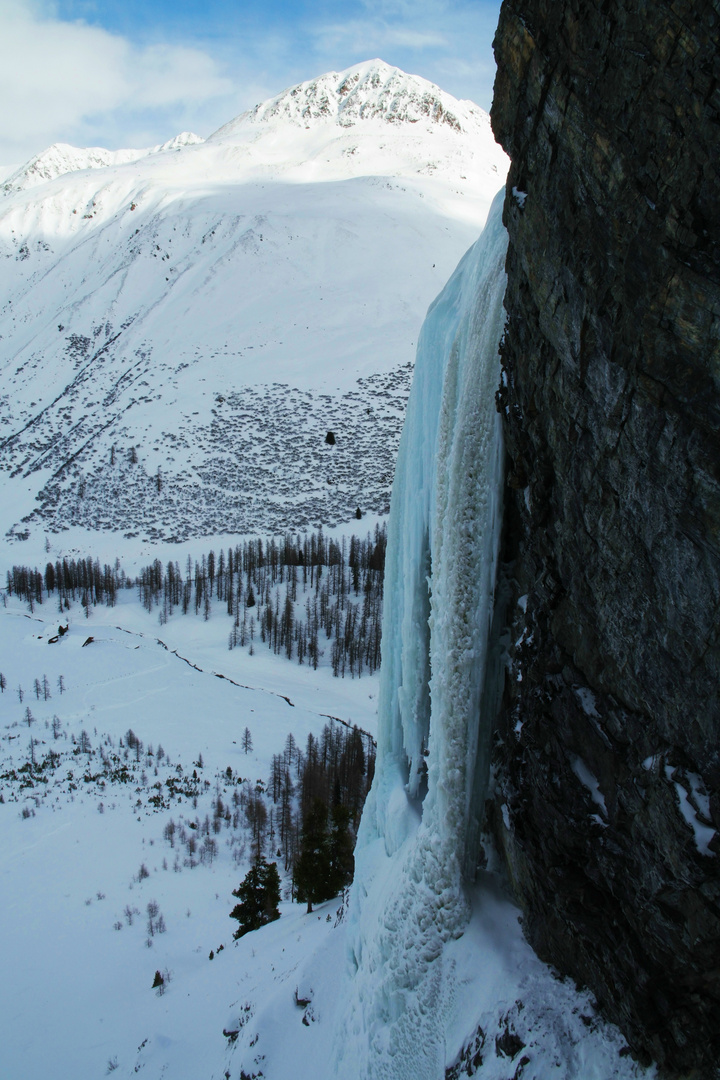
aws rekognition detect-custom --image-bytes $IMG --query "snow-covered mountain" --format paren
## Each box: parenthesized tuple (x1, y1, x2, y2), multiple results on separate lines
(0, 59, 508, 555)
(1, 133, 205, 196)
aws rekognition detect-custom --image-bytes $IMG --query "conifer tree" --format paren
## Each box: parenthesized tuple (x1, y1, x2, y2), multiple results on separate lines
(229, 857, 281, 939)
(293, 797, 332, 913)
(327, 802, 354, 897)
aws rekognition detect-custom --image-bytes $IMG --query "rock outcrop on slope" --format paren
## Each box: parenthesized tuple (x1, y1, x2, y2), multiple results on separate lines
(490, 1, 720, 1074)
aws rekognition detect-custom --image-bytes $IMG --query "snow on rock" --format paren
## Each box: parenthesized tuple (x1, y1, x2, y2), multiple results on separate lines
(155, 132, 205, 153)
(665, 764, 717, 857)
(1, 143, 149, 194)
(571, 755, 608, 818)
(333, 190, 507, 1080)
(215, 59, 484, 134)
(574, 685, 599, 717)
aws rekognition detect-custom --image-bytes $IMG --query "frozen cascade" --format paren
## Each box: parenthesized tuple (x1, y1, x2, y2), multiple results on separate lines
(334, 190, 507, 1079)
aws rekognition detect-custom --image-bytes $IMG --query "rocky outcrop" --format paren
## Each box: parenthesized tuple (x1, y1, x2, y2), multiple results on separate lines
(489, 1, 720, 1074)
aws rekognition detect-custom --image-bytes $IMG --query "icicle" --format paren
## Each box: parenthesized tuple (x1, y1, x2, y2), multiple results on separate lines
(335, 190, 508, 1080)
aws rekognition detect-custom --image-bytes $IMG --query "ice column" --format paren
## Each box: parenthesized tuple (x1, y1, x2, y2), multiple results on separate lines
(334, 190, 508, 1080)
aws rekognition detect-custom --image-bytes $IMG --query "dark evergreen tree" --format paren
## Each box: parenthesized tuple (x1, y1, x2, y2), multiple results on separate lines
(327, 802, 354, 897)
(293, 797, 333, 913)
(229, 857, 281, 939)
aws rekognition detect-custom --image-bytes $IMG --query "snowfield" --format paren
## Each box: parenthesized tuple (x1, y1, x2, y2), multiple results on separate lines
(0, 586, 377, 1080)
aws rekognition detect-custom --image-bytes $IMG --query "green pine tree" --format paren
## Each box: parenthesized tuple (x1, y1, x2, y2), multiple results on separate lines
(327, 802, 354, 897)
(294, 798, 333, 913)
(229, 857, 281, 939)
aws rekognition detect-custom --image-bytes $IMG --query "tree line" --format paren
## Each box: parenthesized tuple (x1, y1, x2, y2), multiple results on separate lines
(6, 556, 125, 613)
(4, 525, 387, 678)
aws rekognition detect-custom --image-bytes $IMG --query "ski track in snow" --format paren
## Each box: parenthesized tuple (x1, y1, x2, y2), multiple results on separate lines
(0, 818, 74, 868)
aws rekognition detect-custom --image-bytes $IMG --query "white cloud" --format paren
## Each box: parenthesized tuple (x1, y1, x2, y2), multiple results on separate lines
(0, 0, 236, 162)
(315, 20, 448, 54)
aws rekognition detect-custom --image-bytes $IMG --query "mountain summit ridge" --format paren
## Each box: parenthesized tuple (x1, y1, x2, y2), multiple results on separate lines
(210, 59, 487, 141)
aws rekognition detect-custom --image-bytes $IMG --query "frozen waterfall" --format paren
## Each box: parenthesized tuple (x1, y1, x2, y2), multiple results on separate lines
(333, 190, 508, 1079)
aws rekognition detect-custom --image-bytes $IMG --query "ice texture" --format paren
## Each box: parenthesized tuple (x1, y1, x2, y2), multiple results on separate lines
(335, 190, 507, 1079)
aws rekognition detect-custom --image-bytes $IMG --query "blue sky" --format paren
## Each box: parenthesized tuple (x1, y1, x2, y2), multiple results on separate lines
(0, 0, 502, 164)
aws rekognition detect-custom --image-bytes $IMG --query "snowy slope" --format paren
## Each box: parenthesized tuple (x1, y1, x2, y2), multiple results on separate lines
(0, 587, 377, 1080)
(0, 60, 508, 552)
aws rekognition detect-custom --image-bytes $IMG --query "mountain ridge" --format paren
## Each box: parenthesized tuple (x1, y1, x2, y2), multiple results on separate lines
(211, 59, 487, 139)
(2, 132, 205, 196)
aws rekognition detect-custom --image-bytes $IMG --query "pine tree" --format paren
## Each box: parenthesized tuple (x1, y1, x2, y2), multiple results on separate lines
(229, 857, 281, 939)
(327, 802, 354, 897)
(293, 798, 332, 913)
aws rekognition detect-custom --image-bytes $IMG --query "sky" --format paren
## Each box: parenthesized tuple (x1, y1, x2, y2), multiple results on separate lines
(0, 0, 502, 165)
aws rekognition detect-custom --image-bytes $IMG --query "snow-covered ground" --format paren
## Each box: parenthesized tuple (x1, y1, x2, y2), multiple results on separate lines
(0, 585, 376, 1080)
(0, 588, 654, 1080)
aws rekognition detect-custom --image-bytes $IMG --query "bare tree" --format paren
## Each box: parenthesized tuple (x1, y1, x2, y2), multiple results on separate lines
(146, 900, 160, 937)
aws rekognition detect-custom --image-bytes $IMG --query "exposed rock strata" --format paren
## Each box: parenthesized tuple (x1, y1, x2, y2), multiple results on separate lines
(489, 1, 720, 1074)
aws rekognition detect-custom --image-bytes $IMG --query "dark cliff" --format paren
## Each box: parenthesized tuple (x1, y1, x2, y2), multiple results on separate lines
(489, 1, 720, 1074)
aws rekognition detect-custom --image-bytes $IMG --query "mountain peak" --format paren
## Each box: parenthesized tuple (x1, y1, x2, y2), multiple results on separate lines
(211, 60, 487, 142)
(2, 132, 204, 196)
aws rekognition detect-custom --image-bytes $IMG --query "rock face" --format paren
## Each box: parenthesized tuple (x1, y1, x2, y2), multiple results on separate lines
(489, 1, 720, 1074)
